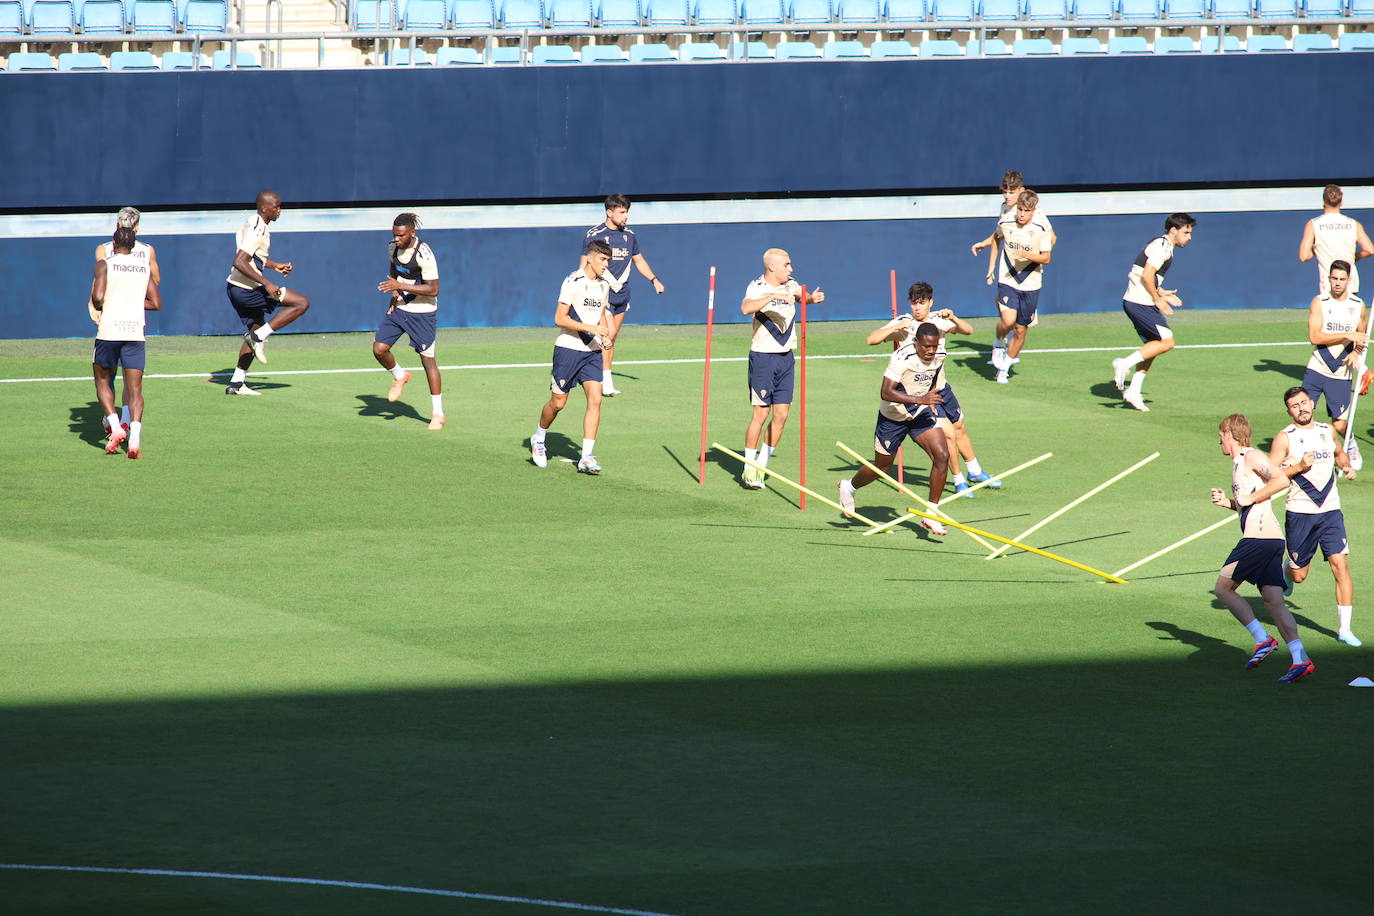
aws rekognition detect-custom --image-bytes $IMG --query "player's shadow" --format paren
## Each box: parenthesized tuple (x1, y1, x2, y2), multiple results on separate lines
(1089, 381, 1136, 408)
(1202, 595, 1337, 640)
(205, 374, 292, 392)
(1253, 358, 1304, 382)
(951, 352, 999, 382)
(355, 394, 425, 424)
(1145, 620, 1242, 666)
(521, 431, 578, 466)
(69, 401, 108, 449)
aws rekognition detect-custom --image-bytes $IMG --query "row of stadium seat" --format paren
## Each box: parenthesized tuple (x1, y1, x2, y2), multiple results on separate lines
(4, 46, 253, 67)
(352, 0, 1372, 31)
(0, 0, 226, 36)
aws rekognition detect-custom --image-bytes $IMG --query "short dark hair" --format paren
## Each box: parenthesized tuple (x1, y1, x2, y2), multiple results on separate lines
(999, 170, 1023, 192)
(1164, 212, 1197, 232)
(1330, 259, 1352, 277)
(1283, 386, 1311, 406)
(604, 194, 630, 211)
(1017, 189, 1039, 210)
(585, 239, 612, 258)
(915, 322, 940, 340)
(393, 212, 420, 229)
(1324, 184, 1343, 208)
(112, 226, 137, 251)
(908, 282, 933, 303)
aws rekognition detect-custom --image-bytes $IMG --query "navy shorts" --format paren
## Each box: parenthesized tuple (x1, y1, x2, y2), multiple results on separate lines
(606, 299, 630, 317)
(377, 309, 437, 356)
(937, 385, 962, 424)
(1122, 300, 1173, 343)
(93, 339, 146, 371)
(997, 285, 1039, 327)
(227, 283, 278, 331)
(1286, 510, 1349, 568)
(1222, 538, 1286, 590)
(1301, 368, 1353, 422)
(748, 350, 794, 406)
(550, 346, 603, 394)
(873, 410, 938, 456)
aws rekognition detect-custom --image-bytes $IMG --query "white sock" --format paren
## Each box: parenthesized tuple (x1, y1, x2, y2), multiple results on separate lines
(953, 473, 967, 486)
(1245, 620, 1269, 644)
(745, 447, 758, 463)
(254, 324, 275, 341)
(431, 394, 443, 416)
(581, 438, 595, 458)
(966, 458, 983, 477)
(602, 369, 613, 384)
(230, 367, 247, 384)
(1128, 371, 1146, 395)
(1121, 350, 1144, 371)
(390, 365, 407, 381)
(120, 405, 130, 424)
(1338, 605, 1354, 631)
(761, 443, 775, 461)
(105, 413, 121, 433)
(532, 426, 547, 444)
(1287, 639, 1308, 664)
(129, 421, 142, 448)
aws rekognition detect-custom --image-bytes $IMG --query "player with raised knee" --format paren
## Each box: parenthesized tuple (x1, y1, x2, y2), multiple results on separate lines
(838, 323, 950, 536)
(1270, 386, 1361, 647)
(1211, 413, 1314, 683)
(1298, 260, 1367, 443)
(1112, 212, 1196, 412)
(90, 227, 162, 459)
(530, 240, 614, 474)
(866, 281, 1000, 498)
(581, 194, 665, 397)
(373, 213, 445, 431)
(91, 206, 159, 441)
(224, 190, 311, 395)
(970, 171, 1056, 369)
(972, 189, 1053, 384)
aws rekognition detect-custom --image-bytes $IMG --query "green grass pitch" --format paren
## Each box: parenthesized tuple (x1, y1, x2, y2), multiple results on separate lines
(2, 309, 1372, 915)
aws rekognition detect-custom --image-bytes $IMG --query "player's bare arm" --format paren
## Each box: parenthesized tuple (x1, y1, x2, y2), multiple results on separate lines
(232, 250, 280, 297)
(1298, 219, 1316, 262)
(1308, 296, 1370, 349)
(879, 376, 941, 407)
(938, 309, 974, 335)
(1356, 220, 1374, 261)
(90, 260, 108, 308)
(866, 320, 910, 346)
(555, 301, 612, 344)
(147, 244, 161, 285)
(1235, 450, 1290, 506)
(144, 277, 162, 311)
(1142, 264, 1181, 312)
(631, 253, 665, 294)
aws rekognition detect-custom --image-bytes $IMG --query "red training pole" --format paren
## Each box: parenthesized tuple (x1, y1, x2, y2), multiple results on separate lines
(889, 269, 905, 485)
(799, 285, 808, 510)
(698, 266, 716, 485)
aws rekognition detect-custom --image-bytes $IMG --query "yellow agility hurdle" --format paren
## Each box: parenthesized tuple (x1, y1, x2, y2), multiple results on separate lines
(904, 506, 1127, 584)
(863, 451, 1054, 537)
(711, 443, 883, 529)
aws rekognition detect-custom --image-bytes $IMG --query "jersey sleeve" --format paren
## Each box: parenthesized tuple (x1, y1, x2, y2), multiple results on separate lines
(1145, 238, 1169, 269)
(236, 217, 266, 256)
(417, 243, 439, 281)
(558, 275, 580, 306)
(1038, 228, 1053, 253)
(882, 349, 907, 383)
(628, 232, 640, 258)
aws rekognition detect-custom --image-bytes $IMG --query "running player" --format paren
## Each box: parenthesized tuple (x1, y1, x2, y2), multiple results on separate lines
(373, 213, 445, 430)
(1270, 387, 1361, 647)
(971, 189, 1053, 384)
(739, 248, 825, 489)
(224, 190, 311, 395)
(529, 240, 615, 474)
(1211, 413, 1314, 683)
(970, 172, 1056, 369)
(581, 194, 665, 397)
(865, 282, 1001, 498)
(1298, 260, 1367, 439)
(1299, 184, 1373, 296)
(1111, 213, 1197, 412)
(90, 227, 162, 459)
(838, 322, 951, 536)
(90, 207, 159, 439)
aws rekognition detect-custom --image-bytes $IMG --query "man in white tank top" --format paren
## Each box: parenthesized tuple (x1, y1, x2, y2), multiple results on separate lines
(1299, 184, 1372, 296)
(1269, 387, 1360, 647)
(90, 227, 162, 459)
(1210, 413, 1314, 682)
(88, 206, 160, 437)
(1299, 260, 1368, 439)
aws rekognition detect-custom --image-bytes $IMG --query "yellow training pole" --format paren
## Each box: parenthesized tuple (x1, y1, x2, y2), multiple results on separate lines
(986, 452, 1160, 560)
(866, 451, 1055, 536)
(905, 506, 1127, 583)
(1110, 516, 1235, 580)
(834, 441, 995, 551)
(712, 443, 883, 529)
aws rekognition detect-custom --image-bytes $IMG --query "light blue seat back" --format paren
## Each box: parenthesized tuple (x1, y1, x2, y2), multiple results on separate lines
(183, 0, 227, 32)
(681, 40, 726, 59)
(628, 41, 675, 61)
(870, 38, 915, 56)
(80, 0, 127, 34)
(449, 0, 497, 26)
(59, 50, 108, 69)
(30, 0, 77, 33)
(596, 0, 640, 24)
(436, 45, 482, 63)
(111, 49, 161, 68)
(8, 50, 58, 69)
(822, 39, 868, 57)
(776, 39, 820, 57)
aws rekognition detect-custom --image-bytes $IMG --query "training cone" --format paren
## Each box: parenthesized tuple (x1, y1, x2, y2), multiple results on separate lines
(1348, 677, 1374, 688)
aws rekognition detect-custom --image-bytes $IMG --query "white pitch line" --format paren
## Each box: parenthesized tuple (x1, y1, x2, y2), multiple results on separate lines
(0, 339, 1310, 385)
(0, 863, 680, 916)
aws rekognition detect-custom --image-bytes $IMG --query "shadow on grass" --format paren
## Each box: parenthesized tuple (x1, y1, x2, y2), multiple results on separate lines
(68, 401, 107, 449)
(1089, 380, 1140, 409)
(1253, 358, 1305, 382)
(354, 394, 425, 424)
(950, 351, 999, 382)
(204, 373, 292, 393)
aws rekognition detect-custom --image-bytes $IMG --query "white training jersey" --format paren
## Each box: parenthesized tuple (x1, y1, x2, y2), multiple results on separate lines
(999, 201, 1053, 236)
(96, 250, 151, 342)
(880, 314, 957, 357)
(389, 239, 440, 314)
(226, 213, 272, 289)
(554, 268, 611, 352)
(746, 276, 800, 353)
(1231, 448, 1284, 540)
(879, 343, 944, 422)
(994, 213, 1053, 292)
(97, 239, 153, 271)
(1305, 292, 1365, 381)
(1278, 423, 1342, 515)
(1310, 213, 1361, 295)
(1124, 236, 1176, 306)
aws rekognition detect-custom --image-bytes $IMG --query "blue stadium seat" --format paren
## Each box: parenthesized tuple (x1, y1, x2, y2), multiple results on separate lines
(212, 48, 261, 68)
(449, 0, 497, 26)
(531, 42, 577, 62)
(403, 0, 448, 27)
(776, 39, 820, 56)
(1013, 36, 1056, 53)
(1163, 0, 1205, 15)
(1070, 0, 1115, 18)
(1348, 0, 1373, 15)
(870, 38, 915, 55)
(385, 45, 433, 63)
(822, 38, 868, 56)
(497, 0, 545, 25)
(979, 0, 1021, 19)
(1154, 34, 1195, 51)
(1211, 0, 1253, 16)
(693, 0, 739, 21)
(919, 36, 963, 54)
(841, 0, 884, 17)
(596, 0, 640, 24)
(1198, 31, 1241, 50)
(581, 42, 627, 60)
(1107, 34, 1149, 51)
(1254, 0, 1298, 14)
(1118, 0, 1157, 18)
(129, 0, 176, 32)
(30, 0, 76, 33)
(1338, 31, 1374, 50)
(680, 40, 726, 58)
(1302, 0, 1343, 14)
(628, 41, 675, 60)
(733, 39, 772, 57)
(435, 45, 481, 62)
(1247, 33, 1289, 50)
(547, 0, 593, 23)
(161, 49, 199, 67)
(183, 0, 227, 32)
(1061, 35, 1105, 52)
(1291, 32, 1333, 50)
(110, 49, 160, 68)
(0, 0, 24, 34)
(353, 0, 399, 28)
(643, 0, 690, 24)
(883, 0, 927, 21)
(788, 0, 833, 20)
(928, 0, 974, 19)
(741, 0, 785, 22)
(8, 50, 57, 69)
(80, 0, 126, 34)
(59, 50, 107, 69)
(490, 44, 524, 62)
(1024, 0, 1066, 19)
(976, 36, 1011, 53)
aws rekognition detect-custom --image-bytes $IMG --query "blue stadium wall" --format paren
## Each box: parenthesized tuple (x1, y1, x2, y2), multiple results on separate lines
(2, 53, 1371, 340)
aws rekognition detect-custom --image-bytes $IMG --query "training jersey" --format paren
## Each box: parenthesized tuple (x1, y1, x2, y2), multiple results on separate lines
(97, 240, 156, 281)
(879, 342, 944, 422)
(1123, 236, 1176, 306)
(995, 213, 1053, 292)
(1306, 292, 1366, 380)
(226, 213, 273, 289)
(96, 251, 152, 342)
(583, 222, 639, 306)
(389, 238, 439, 314)
(999, 201, 1054, 235)
(746, 276, 800, 353)
(554, 268, 611, 352)
(1310, 212, 1362, 295)
(879, 314, 957, 357)
(1278, 423, 1342, 515)
(1231, 447, 1284, 540)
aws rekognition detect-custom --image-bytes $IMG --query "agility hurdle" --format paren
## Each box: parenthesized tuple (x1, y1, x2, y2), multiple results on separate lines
(712, 443, 882, 529)
(1110, 516, 1234, 580)
(862, 451, 1054, 537)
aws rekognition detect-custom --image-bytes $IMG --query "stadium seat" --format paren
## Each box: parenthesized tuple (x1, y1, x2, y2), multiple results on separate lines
(353, 0, 399, 29)
(212, 48, 261, 68)
(1107, 34, 1149, 51)
(435, 45, 481, 62)
(789, 0, 834, 20)
(0, 0, 24, 35)
(979, 0, 1022, 18)
(741, 0, 785, 22)
(403, 0, 449, 27)
(680, 39, 726, 58)
(1211, 0, 1253, 16)
(918, 36, 963, 54)
(8, 50, 57, 69)
(129, 0, 176, 32)
(1291, 32, 1333, 50)
(531, 42, 577, 62)
(1345, 0, 1369, 11)
(30, 1, 76, 33)
(1118, 0, 1158, 18)
(80, 0, 127, 34)
(928, 0, 974, 20)
(1024, 0, 1067, 18)
(498, 0, 545, 25)
(547, 0, 593, 25)
(643, 0, 690, 24)
(110, 49, 160, 68)
(776, 39, 820, 56)
(1061, 35, 1105, 52)
(59, 50, 108, 69)
(449, 0, 498, 26)
(1070, 0, 1115, 18)
(183, 0, 227, 32)
(1163, 0, 1206, 15)
(693, 0, 739, 21)
(883, 0, 927, 21)
(1013, 36, 1056, 53)
(1254, 0, 1298, 14)
(385, 45, 433, 63)
(976, 36, 1011, 53)
(628, 41, 675, 60)
(1301, 0, 1345, 15)
(1247, 33, 1289, 50)
(161, 49, 200, 68)
(822, 38, 868, 56)
(581, 42, 626, 60)
(733, 39, 772, 57)
(1198, 31, 1241, 50)
(870, 38, 916, 55)
(1338, 31, 1374, 50)
(595, 0, 641, 25)
(1154, 34, 1195, 51)
(490, 44, 524, 62)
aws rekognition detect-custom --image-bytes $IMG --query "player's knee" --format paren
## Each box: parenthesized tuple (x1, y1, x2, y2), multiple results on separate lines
(372, 341, 390, 358)
(1158, 337, 1175, 352)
